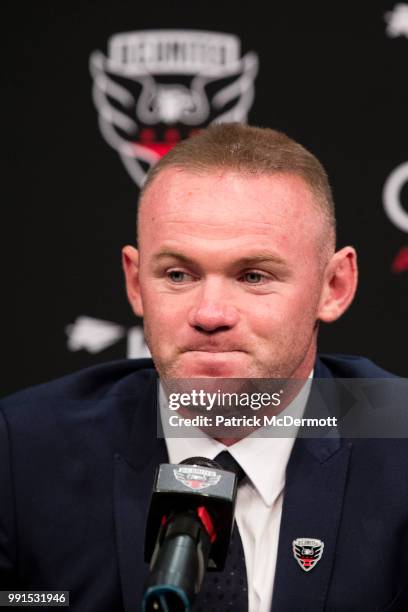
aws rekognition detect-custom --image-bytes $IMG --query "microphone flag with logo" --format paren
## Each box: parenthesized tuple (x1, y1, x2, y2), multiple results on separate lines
(142, 455, 241, 611)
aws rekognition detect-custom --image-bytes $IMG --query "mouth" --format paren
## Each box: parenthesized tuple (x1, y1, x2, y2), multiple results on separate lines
(182, 350, 246, 364)
(174, 349, 248, 377)
(183, 347, 244, 353)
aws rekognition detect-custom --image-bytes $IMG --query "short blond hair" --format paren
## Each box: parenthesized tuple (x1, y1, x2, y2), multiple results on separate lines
(140, 123, 336, 249)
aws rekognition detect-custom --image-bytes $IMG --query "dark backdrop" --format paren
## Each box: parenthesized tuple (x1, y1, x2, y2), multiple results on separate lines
(3, 1, 407, 396)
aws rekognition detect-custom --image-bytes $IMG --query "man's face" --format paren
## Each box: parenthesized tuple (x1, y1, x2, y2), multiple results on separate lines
(126, 168, 331, 379)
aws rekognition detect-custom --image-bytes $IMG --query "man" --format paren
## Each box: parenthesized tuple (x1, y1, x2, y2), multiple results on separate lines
(1, 124, 407, 611)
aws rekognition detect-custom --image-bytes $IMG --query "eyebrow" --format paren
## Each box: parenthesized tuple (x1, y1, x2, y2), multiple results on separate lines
(152, 250, 289, 268)
(152, 251, 194, 265)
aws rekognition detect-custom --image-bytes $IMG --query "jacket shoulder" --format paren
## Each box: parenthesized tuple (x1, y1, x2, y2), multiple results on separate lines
(317, 353, 397, 378)
(1, 358, 157, 408)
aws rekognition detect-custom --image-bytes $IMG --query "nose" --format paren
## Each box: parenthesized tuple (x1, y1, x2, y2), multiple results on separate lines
(187, 279, 239, 332)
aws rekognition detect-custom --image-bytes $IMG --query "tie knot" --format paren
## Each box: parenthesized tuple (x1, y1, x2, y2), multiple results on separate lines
(214, 451, 246, 485)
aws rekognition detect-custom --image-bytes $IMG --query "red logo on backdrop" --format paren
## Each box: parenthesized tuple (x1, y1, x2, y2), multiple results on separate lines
(391, 246, 408, 272)
(90, 30, 258, 188)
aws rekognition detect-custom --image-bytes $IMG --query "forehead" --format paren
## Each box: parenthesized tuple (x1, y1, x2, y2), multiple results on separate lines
(138, 168, 323, 249)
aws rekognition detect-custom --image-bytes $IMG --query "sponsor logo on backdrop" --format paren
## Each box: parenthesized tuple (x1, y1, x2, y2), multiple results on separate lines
(383, 5, 408, 272)
(383, 162, 408, 233)
(90, 29, 258, 187)
(385, 3, 408, 38)
(66, 316, 150, 358)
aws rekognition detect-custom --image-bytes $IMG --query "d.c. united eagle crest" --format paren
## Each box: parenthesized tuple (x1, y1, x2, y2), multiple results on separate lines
(293, 538, 324, 572)
(173, 466, 222, 491)
(90, 29, 258, 187)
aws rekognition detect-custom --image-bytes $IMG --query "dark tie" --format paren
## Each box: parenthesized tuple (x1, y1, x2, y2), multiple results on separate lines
(192, 451, 249, 611)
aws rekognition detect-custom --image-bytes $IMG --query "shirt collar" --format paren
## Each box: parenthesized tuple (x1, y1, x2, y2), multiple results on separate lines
(163, 371, 313, 507)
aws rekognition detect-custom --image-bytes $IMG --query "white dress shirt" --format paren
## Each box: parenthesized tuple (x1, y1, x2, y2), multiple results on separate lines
(163, 375, 312, 612)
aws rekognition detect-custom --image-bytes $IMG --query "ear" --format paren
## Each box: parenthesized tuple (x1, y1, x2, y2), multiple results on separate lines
(122, 245, 144, 317)
(317, 246, 358, 323)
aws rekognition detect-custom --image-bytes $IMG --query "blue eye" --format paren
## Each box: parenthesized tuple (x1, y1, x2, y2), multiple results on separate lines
(243, 272, 264, 283)
(167, 270, 196, 283)
(168, 271, 187, 282)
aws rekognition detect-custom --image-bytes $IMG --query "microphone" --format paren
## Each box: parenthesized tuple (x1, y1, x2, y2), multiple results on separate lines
(142, 456, 240, 611)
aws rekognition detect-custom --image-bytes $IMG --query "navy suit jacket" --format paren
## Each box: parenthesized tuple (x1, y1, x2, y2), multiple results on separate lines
(0, 355, 407, 611)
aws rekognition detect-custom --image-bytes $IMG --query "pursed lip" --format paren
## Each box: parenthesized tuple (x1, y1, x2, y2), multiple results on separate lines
(183, 347, 245, 353)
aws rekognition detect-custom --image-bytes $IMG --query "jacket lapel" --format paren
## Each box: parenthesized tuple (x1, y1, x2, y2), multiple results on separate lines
(271, 436, 351, 611)
(271, 358, 352, 611)
(113, 372, 168, 612)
